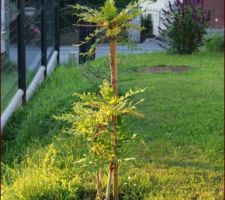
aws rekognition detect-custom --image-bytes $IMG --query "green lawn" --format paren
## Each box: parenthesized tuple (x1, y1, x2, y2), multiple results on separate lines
(1, 60, 36, 113)
(1, 58, 19, 112)
(2, 52, 224, 200)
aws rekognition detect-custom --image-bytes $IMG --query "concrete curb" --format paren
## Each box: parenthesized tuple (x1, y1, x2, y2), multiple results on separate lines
(1, 89, 24, 130)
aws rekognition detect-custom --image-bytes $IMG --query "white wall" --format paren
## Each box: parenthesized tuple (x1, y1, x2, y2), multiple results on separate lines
(141, 0, 176, 36)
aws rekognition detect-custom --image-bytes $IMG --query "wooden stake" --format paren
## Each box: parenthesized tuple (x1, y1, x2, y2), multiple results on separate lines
(113, 163, 119, 200)
(97, 170, 103, 200)
(109, 38, 119, 200)
(105, 164, 113, 200)
(109, 39, 118, 96)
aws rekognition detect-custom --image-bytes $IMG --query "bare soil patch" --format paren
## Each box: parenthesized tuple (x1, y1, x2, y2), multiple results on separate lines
(143, 65, 190, 74)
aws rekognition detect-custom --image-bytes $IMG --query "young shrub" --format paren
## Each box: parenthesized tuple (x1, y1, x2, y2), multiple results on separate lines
(71, 1, 145, 199)
(55, 80, 145, 200)
(159, 0, 210, 54)
(205, 34, 224, 52)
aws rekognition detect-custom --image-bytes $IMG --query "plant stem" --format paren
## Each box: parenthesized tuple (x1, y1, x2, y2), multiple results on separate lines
(105, 163, 113, 200)
(113, 162, 119, 200)
(112, 115, 119, 200)
(109, 38, 119, 200)
(109, 39, 118, 96)
(97, 169, 103, 200)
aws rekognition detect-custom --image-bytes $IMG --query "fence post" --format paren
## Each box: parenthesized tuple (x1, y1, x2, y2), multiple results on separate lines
(55, 0, 60, 64)
(17, 0, 26, 103)
(41, 0, 47, 76)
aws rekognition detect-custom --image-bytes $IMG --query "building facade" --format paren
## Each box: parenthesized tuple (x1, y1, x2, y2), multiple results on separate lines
(204, 0, 224, 28)
(141, 0, 224, 37)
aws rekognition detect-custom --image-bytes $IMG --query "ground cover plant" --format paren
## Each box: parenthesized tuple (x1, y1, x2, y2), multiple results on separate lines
(159, 0, 210, 54)
(2, 51, 224, 199)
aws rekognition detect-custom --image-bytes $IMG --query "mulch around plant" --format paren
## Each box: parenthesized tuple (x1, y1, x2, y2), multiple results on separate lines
(142, 65, 190, 74)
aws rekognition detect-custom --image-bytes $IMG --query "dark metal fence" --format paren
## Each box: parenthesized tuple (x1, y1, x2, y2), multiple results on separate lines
(1, 0, 60, 112)
(59, 6, 79, 64)
(59, 4, 96, 65)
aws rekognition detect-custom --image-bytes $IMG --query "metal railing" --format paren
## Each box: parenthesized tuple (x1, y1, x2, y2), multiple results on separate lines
(59, 4, 96, 65)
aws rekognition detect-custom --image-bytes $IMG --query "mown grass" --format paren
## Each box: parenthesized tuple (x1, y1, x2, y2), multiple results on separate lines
(2, 52, 224, 199)
(1, 61, 35, 113)
(1, 60, 18, 112)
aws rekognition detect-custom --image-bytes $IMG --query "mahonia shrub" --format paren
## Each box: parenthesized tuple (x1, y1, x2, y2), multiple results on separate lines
(159, 0, 210, 54)
(55, 80, 145, 200)
(71, 1, 145, 199)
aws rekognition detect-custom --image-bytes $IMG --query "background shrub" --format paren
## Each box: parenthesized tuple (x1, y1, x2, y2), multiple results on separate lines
(205, 34, 224, 52)
(159, 0, 210, 54)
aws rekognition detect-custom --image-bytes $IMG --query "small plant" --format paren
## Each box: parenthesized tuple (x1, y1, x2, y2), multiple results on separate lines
(69, 1, 145, 199)
(159, 0, 210, 54)
(55, 80, 145, 200)
(205, 34, 224, 52)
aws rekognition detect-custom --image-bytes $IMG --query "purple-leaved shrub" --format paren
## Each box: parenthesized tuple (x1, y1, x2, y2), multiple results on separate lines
(159, 0, 210, 54)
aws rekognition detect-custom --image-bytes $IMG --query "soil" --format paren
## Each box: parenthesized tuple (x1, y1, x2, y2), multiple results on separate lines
(142, 65, 190, 74)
